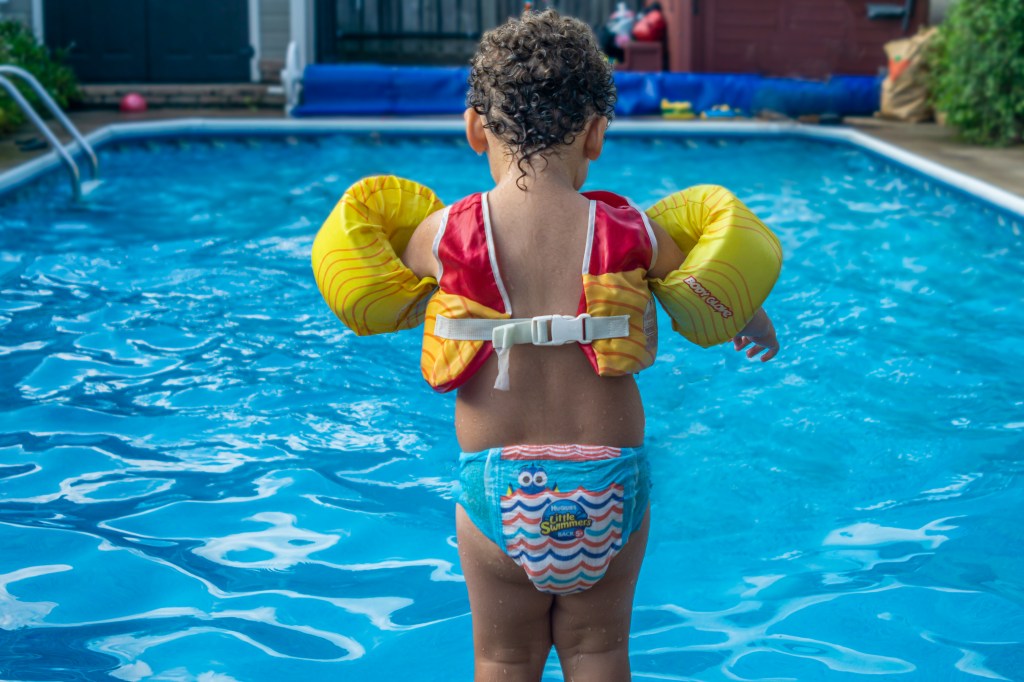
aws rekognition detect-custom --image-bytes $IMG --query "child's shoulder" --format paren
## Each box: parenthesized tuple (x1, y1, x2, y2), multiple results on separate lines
(582, 189, 656, 245)
(446, 191, 485, 217)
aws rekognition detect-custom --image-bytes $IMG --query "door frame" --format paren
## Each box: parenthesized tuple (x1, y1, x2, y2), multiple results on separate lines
(31, 0, 43, 42)
(247, 0, 261, 83)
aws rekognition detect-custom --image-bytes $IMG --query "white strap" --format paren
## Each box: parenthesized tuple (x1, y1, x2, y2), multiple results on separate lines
(433, 314, 630, 391)
(494, 346, 512, 391)
(434, 314, 629, 345)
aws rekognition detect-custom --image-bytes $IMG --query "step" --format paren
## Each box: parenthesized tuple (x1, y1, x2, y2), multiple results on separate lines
(80, 84, 285, 109)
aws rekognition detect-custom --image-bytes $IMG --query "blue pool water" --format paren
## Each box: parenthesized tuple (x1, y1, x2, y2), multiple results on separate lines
(1, 132, 1022, 681)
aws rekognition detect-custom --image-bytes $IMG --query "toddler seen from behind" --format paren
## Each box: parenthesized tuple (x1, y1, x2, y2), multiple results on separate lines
(313, 9, 781, 681)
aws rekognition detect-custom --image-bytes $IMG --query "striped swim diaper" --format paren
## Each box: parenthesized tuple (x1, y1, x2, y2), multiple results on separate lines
(456, 443, 651, 595)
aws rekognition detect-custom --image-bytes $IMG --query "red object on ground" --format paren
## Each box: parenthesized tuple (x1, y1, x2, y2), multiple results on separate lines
(119, 93, 148, 113)
(632, 9, 666, 42)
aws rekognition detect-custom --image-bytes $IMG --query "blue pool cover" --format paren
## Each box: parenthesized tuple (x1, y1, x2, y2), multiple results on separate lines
(292, 64, 882, 118)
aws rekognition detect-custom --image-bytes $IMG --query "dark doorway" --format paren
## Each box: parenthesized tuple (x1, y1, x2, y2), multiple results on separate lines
(315, 0, 643, 65)
(44, 0, 253, 83)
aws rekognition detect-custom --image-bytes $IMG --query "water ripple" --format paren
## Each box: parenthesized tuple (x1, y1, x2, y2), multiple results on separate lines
(2, 135, 1022, 680)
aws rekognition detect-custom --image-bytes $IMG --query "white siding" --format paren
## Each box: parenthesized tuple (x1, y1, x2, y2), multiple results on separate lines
(930, 0, 956, 25)
(0, 0, 34, 28)
(260, 0, 290, 61)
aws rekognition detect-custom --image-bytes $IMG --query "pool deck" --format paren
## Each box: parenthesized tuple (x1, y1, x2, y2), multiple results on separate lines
(2, 108, 1022, 200)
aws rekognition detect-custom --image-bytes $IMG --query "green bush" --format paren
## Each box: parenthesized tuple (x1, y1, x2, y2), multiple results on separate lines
(0, 19, 81, 135)
(929, 0, 1024, 145)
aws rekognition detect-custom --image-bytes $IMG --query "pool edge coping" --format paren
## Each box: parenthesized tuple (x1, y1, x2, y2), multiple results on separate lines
(2, 118, 1023, 219)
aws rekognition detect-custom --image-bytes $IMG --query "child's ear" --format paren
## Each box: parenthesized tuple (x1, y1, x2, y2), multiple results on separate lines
(464, 108, 488, 155)
(583, 116, 608, 161)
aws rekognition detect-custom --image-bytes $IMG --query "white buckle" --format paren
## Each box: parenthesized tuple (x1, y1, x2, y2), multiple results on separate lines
(530, 313, 593, 346)
(492, 323, 516, 350)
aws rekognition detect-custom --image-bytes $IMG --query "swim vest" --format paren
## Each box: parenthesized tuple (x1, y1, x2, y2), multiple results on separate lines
(422, 190, 659, 392)
(312, 176, 782, 392)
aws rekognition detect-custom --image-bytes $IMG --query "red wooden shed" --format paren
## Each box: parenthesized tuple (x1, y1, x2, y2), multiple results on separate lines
(661, 0, 932, 77)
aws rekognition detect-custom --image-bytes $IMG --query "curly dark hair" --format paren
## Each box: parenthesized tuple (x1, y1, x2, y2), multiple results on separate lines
(467, 9, 617, 188)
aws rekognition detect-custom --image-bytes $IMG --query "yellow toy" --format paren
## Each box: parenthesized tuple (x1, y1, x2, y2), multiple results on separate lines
(700, 104, 743, 119)
(660, 99, 695, 120)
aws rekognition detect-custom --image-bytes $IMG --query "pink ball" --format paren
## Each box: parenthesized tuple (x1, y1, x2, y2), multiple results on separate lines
(119, 93, 148, 113)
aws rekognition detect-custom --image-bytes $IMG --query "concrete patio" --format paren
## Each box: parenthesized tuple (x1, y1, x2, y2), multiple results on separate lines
(1, 108, 1022, 201)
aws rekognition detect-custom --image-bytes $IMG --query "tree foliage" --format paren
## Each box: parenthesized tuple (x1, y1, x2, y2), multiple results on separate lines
(929, 0, 1024, 146)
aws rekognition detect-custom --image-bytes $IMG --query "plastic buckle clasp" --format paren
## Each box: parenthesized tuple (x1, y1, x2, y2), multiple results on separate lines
(492, 322, 517, 350)
(531, 313, 592, 346)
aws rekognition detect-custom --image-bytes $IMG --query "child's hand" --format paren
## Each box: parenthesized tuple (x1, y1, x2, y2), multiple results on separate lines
(733, 308, 779, 362)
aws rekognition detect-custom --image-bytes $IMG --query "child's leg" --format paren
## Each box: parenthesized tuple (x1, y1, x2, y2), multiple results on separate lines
(551, 509, 650, 682)
(457, 504, 554, 682)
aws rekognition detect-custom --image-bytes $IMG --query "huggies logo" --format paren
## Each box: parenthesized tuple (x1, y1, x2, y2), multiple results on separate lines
(683, 276, 733, 319)
(540, 500, 592, 540)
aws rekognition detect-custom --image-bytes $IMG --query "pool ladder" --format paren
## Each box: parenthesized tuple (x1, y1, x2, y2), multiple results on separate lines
(0, 65, 100, 199)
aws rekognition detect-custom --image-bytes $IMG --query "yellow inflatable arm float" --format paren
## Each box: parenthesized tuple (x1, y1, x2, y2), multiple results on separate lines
(311, 175, 442, 335)
(312, 176, 782, 349)
(646, 185, 782, 346)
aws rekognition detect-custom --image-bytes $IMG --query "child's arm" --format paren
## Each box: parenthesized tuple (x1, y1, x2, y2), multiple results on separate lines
(400, 210, 444, 280)
(646, 218, 685, 280)
(647, 217, 780, 362)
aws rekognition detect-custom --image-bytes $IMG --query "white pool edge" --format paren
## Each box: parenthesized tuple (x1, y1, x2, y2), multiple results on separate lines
(2, 118, 1023, 219)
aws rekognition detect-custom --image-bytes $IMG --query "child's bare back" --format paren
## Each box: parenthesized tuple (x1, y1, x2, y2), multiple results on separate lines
(408, 181, 649, 453)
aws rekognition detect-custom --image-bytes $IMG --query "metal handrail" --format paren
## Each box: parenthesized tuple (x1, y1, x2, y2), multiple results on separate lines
(0, 74, 84, 199)
(0, 65, 99, 179)
(0, 65, 99, 182)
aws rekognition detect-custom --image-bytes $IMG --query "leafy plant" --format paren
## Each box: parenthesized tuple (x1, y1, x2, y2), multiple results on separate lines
(928, 0, 1024, 146)
(0, 19, 81, 135)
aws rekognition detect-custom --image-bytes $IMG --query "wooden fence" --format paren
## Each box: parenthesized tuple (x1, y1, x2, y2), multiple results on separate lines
(315, 0, 644, 64)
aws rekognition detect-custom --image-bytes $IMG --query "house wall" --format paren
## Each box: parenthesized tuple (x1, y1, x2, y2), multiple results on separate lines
(4, 0, 278, 82)
(930, 0, 955, 24)
(666, 0, 931, 77)
(258, 0, 290, 82)
(260, 0, 290, 61)
(323, 0, 641, 65)
(0, 0, 35, 28)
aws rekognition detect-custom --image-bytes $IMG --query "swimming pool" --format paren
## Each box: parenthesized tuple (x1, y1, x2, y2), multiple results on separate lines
(1, 122, 1022, 681)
